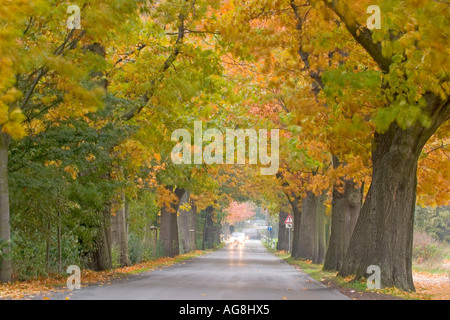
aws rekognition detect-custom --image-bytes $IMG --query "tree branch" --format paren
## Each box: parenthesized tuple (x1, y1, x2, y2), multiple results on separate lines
(165, 29, 219, 35)
(121, 12, 187, 121)
(20, 29, 85, 112)
(322, 0, 391, 73)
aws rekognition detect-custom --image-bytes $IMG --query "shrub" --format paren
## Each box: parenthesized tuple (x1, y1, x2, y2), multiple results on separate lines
(111, 245, 121, 269)
(413, 231, 444, 266)
(128, 233, 143, 264)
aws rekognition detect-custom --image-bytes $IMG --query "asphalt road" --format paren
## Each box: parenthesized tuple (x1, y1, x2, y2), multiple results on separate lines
(46, 240, 349, 300)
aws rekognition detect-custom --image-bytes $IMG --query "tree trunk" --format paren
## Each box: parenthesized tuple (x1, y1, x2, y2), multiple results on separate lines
(91, 206, 112, 271)
(177, 190, 191, 253)
(222, 221, 230, 240)
(159, 187, 185, 257)
(313, 192, 327, 264)
(0, 132, 11, 283)
(57, 212, 62, 273)
(111, 193, 130, 267)
(339, 99, 449, 291)
(277, 208, 289, 251)
(201, 213, 206, 251)
(298, 191, 316, 260)
(213, 223, 220, 246)
(189, 203, 197, 251)
(202, 206, 214, 249)
(46, 221, 51, 271)
(287, 192, 302, 258)
(324, 157, 361, 271)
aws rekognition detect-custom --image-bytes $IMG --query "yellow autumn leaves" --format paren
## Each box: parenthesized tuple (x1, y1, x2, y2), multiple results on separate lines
(0, 80, 26, 138)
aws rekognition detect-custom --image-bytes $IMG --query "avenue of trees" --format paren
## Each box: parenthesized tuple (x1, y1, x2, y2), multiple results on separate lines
(0, 0, 448, 292)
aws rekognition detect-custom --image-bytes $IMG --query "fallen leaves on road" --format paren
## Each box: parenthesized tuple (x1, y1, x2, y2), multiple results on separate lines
(0, 250, 205, 300)
(412, 271, 450, 300)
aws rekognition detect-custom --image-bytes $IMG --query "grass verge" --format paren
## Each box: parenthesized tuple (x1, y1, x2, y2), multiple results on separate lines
(262, 240, 436, 300)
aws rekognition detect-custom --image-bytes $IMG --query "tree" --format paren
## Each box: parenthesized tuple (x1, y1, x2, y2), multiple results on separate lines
(0, 0, 138, 282)
(322, 0, 450, 291)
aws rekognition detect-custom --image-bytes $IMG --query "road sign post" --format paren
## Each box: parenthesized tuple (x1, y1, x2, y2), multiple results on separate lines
(288, 227, 291, 253)
(284, 214, 293, 253)
(268, 226, 273, 244)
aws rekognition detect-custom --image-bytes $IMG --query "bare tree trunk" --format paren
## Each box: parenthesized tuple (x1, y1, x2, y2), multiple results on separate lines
(159, 187, 185, 257)
(91, 206, 112, 271)
(111, 193, 130, 267)
(277, 208, 289, 251)
(324, 160, 361, 271)
(177, 190, 191, 253)
(46, 221, 51, 271)
(339, 126, 419, 290)
(189, 203, 197, 251)
(150, 225, 158, 258)
(313, 192, 327, 264)
(57, 212, 62, 273)
(202, 206, 214, 249)
(0, 131, 11, 283)
(298, 191, 316, 260)
(213, 222, 221, 246)
(287, 192, 302, 259)
(222, 221, 230, 240)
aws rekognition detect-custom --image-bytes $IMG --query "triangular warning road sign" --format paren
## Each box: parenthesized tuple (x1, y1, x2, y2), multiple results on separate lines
(284, 214, 293, 224)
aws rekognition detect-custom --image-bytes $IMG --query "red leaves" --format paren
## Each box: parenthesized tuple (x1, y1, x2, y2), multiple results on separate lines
(224, 201, 256, 224)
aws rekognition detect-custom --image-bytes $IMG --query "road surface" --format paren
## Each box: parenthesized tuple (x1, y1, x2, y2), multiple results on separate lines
(45, 240, 349, 300)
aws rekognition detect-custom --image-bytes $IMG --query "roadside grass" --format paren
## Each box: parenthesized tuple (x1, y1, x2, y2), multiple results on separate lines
(262, 241, 435, 300)
(0, 248, 214, 300)
(412, 266, 449, 274)
(412, 244, 450, 274)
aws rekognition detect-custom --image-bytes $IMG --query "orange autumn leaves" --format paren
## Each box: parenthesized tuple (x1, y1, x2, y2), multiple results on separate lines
(157, 185, 180, 213)
(0, 250, 206, 300)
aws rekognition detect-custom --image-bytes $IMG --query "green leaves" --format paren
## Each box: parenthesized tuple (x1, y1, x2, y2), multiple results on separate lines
(374, 98, 431, 133)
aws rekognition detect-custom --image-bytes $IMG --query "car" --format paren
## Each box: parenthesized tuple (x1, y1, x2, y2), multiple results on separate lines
(230, 232, 246, 245)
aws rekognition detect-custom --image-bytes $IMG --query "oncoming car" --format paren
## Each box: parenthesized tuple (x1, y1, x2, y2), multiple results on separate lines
(229, 232, 246, 245)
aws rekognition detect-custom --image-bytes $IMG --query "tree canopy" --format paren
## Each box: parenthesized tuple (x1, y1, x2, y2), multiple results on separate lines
(0, 0, 448, 293)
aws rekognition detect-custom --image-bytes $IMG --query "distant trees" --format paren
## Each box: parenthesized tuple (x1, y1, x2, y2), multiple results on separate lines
(415, 206, 450, 244)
